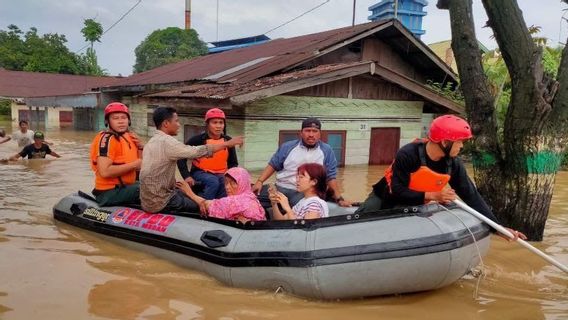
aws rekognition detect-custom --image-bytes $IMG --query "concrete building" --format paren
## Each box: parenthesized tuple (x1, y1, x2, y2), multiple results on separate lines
(0, 68, 119, 130)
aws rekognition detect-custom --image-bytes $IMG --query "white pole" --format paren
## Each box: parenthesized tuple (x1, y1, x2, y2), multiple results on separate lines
(394, 0, 398, 19)
(454, 199, 568, 274)
(216, 0, 219, 41)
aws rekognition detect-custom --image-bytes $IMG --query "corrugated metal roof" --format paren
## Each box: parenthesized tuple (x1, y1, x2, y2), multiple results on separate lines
(104, 21, 394, 88)
(104, 19, 457, 91)
(144, 61, 463, 114)
(146, 61, 372, 100)
(0, 69, 120, 98)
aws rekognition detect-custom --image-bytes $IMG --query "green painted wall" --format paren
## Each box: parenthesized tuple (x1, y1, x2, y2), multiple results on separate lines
(128, 96, 425, 170)
(241, 96, 423, 169)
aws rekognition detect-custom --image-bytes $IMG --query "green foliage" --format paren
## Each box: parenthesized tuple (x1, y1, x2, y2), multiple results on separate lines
(0, 99, 10, 115)
(482, 44, 564, 135)
(134, 27, 208, 73)
(542, 46, 563, 78)
(79, 47, 107, 76)
(0, 24, 104, 75)
(79, 19, 106, 76)
(81, 19, 103, 45)
(425, 80, 464, 104)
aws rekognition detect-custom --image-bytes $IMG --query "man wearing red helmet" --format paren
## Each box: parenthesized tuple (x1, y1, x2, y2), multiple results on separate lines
(89, 102, 143, 206)
(356, 115, 526, 240)
(177, 108, 238, 200)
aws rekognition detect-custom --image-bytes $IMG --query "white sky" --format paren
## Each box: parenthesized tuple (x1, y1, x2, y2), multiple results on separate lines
(1, 0, 566, 76)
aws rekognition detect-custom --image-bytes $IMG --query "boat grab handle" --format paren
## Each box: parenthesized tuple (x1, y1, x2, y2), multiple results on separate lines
(201, 230, 232, 248)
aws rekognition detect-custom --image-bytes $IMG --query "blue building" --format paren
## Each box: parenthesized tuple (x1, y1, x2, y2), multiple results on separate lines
(208, 35, 271, 54)
(368, 0, 427, 38)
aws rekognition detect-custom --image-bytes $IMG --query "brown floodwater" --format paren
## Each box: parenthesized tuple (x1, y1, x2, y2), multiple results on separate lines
(0, 125, 566, 320)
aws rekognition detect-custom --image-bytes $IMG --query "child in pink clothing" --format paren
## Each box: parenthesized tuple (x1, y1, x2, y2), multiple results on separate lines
(177, 167, 266, 222)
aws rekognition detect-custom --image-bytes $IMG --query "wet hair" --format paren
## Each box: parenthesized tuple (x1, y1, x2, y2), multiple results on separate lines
(153, 106, 177, 129)
(19, 120, 28, 126)
(297, 163, 327, 199)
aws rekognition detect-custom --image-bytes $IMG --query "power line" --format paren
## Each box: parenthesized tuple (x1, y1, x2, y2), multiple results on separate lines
(264, 0, 331, 35)
(75, 0, 143, 53)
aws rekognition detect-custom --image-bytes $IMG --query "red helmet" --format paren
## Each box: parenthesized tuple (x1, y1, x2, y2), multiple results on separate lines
(104, 102, 130, 119)
(205, 108, 225, 121)
(428, 115, 472, 143)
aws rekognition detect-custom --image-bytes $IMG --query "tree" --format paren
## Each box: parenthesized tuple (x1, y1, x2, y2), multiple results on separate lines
(80, 19, 106, 76)
(0, 25, 91, 75)
(437, 0, 568, 240)
(81, 18, 103, 48)
(133, 27, 208, 73)
(0, 25, 27, 70)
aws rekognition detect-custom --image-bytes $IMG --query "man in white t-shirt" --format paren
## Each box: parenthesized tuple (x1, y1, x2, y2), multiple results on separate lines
(11, 120, 34, 147)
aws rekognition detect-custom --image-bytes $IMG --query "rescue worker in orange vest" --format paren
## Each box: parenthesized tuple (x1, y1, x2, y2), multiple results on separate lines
(356, 115, 526, 240)
(177, 108, 238, 200)
(90, 102, 143, 206)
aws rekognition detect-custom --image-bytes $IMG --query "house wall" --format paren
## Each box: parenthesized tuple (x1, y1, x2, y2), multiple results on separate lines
(11, 104, 73, 130)
(240, 95, 423, 170)
(362, 38, 427, 83)
(289, 74, 421, 101)
(129, 96, 422, 171)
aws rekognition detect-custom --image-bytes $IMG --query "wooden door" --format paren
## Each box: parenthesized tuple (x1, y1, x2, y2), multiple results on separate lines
(369, 128, 400, 165)
(322, 131, 346, 167)
(59, 111, 73, 127)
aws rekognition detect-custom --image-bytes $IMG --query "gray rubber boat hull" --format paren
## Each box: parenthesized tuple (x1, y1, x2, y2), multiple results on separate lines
(53, 192, 490, 299)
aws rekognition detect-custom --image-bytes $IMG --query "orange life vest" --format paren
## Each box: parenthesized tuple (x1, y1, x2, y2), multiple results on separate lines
(90, 131, 139, 191)
(192, 138, 228, 174)
(385, 140, 451, 193)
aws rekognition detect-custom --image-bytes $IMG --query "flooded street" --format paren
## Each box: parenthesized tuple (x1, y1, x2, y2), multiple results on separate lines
(0, 125, 566, 320)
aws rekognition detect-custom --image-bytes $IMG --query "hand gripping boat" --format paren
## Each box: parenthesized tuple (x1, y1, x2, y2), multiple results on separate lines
(53, 191, 491, 300)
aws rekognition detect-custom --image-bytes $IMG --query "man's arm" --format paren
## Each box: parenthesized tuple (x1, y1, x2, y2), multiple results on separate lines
(9, 152, 23, 161)
(49, 151, 61, 158)
(252, 165, 276, 194)
(0, 136, 11, 144)
(96, 156, 141, 178)
(167, 136, 243, 160)
(388, 147, 426, 205)
(177, 134, 204, 180)
(449, 158, 499, 222)
(322, 144, 351, 206)
(326, 178, 352, 207)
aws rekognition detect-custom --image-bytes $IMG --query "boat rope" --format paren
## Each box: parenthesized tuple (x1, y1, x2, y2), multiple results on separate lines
(438, 204, 486, 299)
(274, 286, 284, 295)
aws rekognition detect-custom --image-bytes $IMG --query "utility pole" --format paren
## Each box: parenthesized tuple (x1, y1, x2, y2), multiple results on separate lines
(185, 0, 191, 29)
(352, 0, 356, 26)
(394, 0, 399, 19)
(216, 0, 220, 41)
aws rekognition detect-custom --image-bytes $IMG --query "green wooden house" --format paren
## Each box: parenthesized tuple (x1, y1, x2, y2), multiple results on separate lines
(99, 19, 463, 169)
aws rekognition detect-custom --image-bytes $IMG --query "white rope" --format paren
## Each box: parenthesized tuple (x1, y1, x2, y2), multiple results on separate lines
(274, 286, 283, 295)
(438, 203, 486, 299)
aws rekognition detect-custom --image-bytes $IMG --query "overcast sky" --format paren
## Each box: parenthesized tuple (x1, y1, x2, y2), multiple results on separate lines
(1, 0, 566, 76)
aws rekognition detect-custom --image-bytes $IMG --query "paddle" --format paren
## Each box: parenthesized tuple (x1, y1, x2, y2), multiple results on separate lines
(453, 199, 568, 274)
